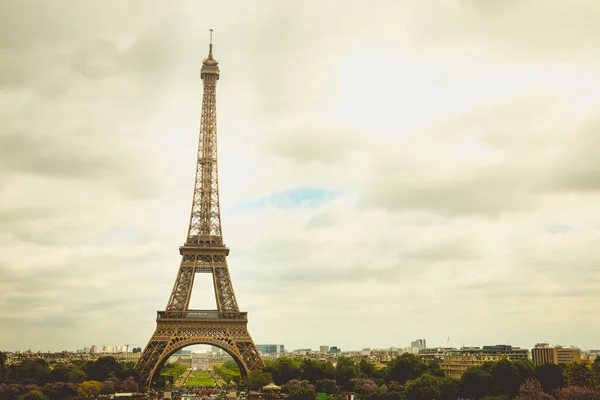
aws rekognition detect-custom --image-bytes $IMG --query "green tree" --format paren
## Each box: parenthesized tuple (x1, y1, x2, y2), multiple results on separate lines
(386, 354, 426, 385)
(359, 359, 380, 380)
(301, 360, 335, 383)
(18, 390, 47, 400)
(489, 359, 519, 397)
(77, 380, 102, 399)
(0, 353, 7, 383)
(316, 379, 339, 394)
(272, 358, 302, 385)
(460, 367, 495, 399)
(246, 370, 273, 390)
(404, 373, 442, 400)
(564, 362, 595, 389)
(535, 363, 565, 393)
(439, 377, 460, 400)
(283, 379, 316, 400)
(335, 358, 359, 390)
(85, 357, 122, 382)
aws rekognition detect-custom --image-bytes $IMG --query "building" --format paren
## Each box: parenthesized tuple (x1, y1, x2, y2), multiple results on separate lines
(329, 346, 341, 354)
(90, 345, 98, 354)
(439, 345, 529, 378)
(442, 354, 507, 379)
(532, 343, 581, 366)
(479, 345, 529, 361)
(532, 343, 557, 365)
(411, 339, 427, 354)
(256, 344, 285, 354)
(320, 346, 330, 353)
(556, 346, 581, 364)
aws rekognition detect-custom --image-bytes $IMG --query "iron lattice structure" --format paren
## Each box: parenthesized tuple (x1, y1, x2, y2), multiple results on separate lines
(136, 32, 263, 389)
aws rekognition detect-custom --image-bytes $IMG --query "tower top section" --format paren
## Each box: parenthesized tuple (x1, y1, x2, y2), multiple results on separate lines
(201, 29, 220, 79)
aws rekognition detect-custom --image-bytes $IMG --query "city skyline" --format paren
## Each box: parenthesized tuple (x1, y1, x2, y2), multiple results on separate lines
(1, 1, 600, 352)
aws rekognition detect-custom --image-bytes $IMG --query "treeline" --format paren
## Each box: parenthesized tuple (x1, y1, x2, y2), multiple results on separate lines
(0, 353, 139, 399)
(214, 360, 241, 385)
(243, 355, 600, 400)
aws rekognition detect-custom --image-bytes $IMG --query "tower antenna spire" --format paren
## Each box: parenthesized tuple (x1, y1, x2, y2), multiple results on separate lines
(209, 28, 213, 57)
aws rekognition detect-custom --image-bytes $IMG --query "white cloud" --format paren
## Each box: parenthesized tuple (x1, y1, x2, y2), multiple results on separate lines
(1, 0, 599, 354)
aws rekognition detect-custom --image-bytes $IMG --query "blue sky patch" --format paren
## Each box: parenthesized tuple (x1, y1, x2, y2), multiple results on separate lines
(235, 187, 338, 211)
(547, 224, 573, 234)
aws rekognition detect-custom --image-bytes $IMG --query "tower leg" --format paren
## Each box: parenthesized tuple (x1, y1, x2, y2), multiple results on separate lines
(136, 318, 263, 389)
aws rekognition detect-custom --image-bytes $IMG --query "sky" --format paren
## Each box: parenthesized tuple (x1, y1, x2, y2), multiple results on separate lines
(1, 0, 600, 353)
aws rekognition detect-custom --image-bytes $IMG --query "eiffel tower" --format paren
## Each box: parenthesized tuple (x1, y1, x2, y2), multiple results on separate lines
(136, 30, 264, 389)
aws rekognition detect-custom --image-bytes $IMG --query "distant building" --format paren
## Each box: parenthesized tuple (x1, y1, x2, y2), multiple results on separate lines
(411, 339, 427, 354)
(329, 346, 341, 354)
(320, 346, 329, 353)
(532, 343, 557, 365)
(211, 346, 222, 354)
(532, 343, 581, 366)
(256, 344, 285, 354)
(439, 345, 529, 378)
(90, 345, 98, 354)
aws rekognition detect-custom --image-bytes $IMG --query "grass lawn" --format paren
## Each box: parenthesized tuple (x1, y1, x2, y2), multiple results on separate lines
(185, 370, 216, 387)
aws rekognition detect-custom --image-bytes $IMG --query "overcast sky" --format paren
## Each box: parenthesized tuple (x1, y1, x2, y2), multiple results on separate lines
(1, 0, 600, 354)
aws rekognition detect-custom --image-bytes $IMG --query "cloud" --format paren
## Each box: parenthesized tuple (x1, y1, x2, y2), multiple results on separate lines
(1, 0, 600, 353)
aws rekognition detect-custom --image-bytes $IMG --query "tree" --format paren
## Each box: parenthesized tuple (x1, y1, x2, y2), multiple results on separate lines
(41, 382, 78, 400)
(515, 380, 552, 400)
(439, 377, 460, 400)
(359, 359, 380, 380)
(350, 378, 378, 395)
(85, 357, 122, 382)
(316, 379, 339, 394)
(121, 377, 139, 393)
(386, 354, 426, 385)
(535, 363, 565, 393)
(564, 362, 595, 389)
(246, 370, 273, 390)
(77, 381, 102, 399)
(554, 386, 600, 400)
(404, 373, 442, 400)
(283, 380, 316, 400)
(460, 368, 495, 399)
(0, 353, 7, 383)
(335, 357, 359, 391)
(100, 379, 117, 394)
(301, 360, 335, 383)
(489, 359, 520, 397)
(18, 390, 47, 400)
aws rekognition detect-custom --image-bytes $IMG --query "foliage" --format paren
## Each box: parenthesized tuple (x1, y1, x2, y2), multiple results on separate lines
(404, 373, 442, 400)
(385, 354, 427, 385)
(301, 359, 336, 383)
(460, 367, 495, 399)
(335, 357, 359, 390)
(214, 363, 240, 385)
(77, 380, 102, 399)
(161, 363, 187, 383)
(245, 370, 273, 390)
(563, 362, 597, 389)
(350, 377, 378, 394)
(18, 390, 47, 400)
(554, 386, 600, 400)
(515, 380, 553, 400)
(535, 363, 566, 393)
(316, 378, 340, 394)
(264, 358, 302, 386)
(41, 382, 78, 400)
(121, 377, 139, 392)
(282, 379, 316, 400)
